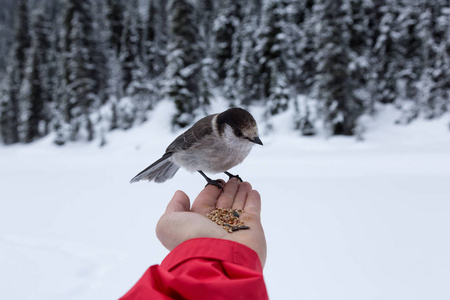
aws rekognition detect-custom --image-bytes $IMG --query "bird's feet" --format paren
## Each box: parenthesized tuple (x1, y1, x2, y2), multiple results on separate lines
(204, 179, 225, 190)
(198, 171, 224, 190)
(224, 171, 243, 182)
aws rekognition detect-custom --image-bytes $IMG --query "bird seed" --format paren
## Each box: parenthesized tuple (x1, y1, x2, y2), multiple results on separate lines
(206, 208, 249, 233)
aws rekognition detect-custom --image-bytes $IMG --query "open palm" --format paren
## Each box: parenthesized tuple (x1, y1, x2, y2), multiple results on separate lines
(156, 178, 267, 267)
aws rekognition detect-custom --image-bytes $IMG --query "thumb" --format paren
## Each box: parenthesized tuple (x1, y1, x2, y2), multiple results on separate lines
(165, 190, 190, 213)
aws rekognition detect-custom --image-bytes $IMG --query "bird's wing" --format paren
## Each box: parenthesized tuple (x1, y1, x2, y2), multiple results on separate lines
(166, 114, 216, 152)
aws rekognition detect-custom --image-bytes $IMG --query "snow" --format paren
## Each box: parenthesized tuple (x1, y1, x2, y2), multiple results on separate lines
(1, 100, 450, 300)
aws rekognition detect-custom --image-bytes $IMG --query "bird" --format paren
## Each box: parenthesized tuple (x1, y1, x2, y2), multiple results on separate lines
(130, 107, 263, 189)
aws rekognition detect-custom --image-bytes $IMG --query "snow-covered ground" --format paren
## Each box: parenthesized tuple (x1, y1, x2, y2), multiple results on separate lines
(1, 101, 450, 300)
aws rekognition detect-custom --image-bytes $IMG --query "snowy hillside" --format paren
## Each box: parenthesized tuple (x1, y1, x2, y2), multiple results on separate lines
(1, 101, 450, 299)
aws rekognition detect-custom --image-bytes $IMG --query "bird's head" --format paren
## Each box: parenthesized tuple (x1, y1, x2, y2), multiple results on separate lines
(217, 108, 263, 146)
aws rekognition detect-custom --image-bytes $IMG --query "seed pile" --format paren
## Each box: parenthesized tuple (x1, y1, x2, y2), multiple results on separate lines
(206, 208, 250, 233)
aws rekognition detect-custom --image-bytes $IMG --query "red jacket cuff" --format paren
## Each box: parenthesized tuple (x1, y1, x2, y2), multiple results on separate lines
(161, 237, 263, 274)
(120, 238, 268, 300)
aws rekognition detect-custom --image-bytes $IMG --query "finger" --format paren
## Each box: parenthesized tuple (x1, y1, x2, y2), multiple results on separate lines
(232, 181, 253, 211)
(191, 182, 223, 214)
(216, 178, 240, 208)
(242, 190, 261, 217)
(165, 190, 190, 213)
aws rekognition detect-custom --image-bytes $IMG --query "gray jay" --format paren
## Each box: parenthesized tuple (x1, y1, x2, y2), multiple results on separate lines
(130, 107, 263, 189)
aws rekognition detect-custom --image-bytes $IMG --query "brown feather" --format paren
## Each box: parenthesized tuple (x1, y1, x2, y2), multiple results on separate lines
(166, 114, 216, 152)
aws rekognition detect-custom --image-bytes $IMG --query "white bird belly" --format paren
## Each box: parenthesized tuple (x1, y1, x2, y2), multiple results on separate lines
(171, 137, 253, 174)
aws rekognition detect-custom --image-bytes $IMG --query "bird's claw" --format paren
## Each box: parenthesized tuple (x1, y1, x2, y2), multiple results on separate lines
(205, 179, 224, 191)
(224, 171, 243, 182)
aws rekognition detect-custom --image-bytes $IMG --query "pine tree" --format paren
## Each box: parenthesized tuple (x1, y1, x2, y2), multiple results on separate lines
(211, 0, 242, 83)
(91, 0, 109, 104)
(313, 0, 365, 135)
(198, 57, 213, 110)
(394, 0, 428, 123)
(221, 18, 245, 102)
(198, 0, 216, 52)
(256, 0, 298, 115)
(56, 0, 99, 143)
(370, 0, 400, 105)
(105, 0, 124, 55)
(256, 0, 288, 99)
(347, 0, 373, 92)
(104, 0, 124, 103)
(144, 0, 167, 78)
(120, 0, 142, 93)
(119, 0, 159, 128)
(415, 0, 450, 119)
(294, 96, 316, 136)
(0, 0, 17, 76)
(286, 0, 314, 94)
(267, 63, 290, 115)
(105, 50, 124, 130)
(165, 0, 204, 128)
(293, 1, 318, 136)
(43, 0, 62, 129)
(0, 0, 30, 144)
(9, 0, 31, 70)
(35, 8, 55, 130)
(68, 12, 96, 141)
(20, 45, 44, 143)
(19, 9, 54, 143)
(234, 5, 261, 106)
(398, 1, 424, 101)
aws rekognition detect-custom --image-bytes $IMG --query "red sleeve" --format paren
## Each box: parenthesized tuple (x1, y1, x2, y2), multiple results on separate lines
(120, 238, 268, 300)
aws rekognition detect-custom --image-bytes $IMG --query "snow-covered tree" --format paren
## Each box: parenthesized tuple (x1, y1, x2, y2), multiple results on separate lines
(18, 8, 54, 143)
(165, 0, 204, 128)
(256, 0, 301, 115)
(313, 0, 365, 135)
(0, 0, 30, 144)
(267, 63, 290, 115)
(55, 0, 100, 143)
(369, 0, 401, 105)
(0, 0, 17, 76)
(20, 45, 44, 143)
(415, 1, 450, 119)
(105, 0, 124, 55)
(290, 0, 315, 94)
(143, 0, 167, 78)
(120, 0, 142, 93)
(211, 0, 242, 83)
(235, 12, 260, 106)
(197, 0, 216, 52)
(256, 0, 289, 99)
(294, 96, 316, 136)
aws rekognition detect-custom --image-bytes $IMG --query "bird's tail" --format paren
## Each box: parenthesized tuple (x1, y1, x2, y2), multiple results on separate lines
(130, 153, 180, 183)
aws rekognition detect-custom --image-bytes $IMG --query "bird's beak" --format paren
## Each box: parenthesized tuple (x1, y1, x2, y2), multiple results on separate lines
(251, 136, 263, 145)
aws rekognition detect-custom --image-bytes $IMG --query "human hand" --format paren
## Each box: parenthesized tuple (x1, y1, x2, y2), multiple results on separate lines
(156, 178, 267, 268)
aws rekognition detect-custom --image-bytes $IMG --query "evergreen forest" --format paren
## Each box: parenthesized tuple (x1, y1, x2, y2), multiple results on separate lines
(0, 0, 449, 145)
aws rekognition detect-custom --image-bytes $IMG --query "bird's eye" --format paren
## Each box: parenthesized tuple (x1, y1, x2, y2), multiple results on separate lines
(234, 129, 243, 137)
